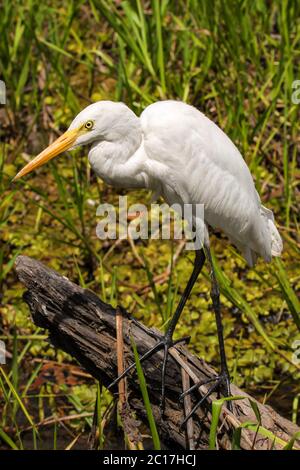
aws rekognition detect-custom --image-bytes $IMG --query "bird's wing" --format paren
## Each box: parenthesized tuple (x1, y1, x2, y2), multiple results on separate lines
(141, 100, 259, 211)
(141, 101, 258, 200)
(140, 101, 279, 263)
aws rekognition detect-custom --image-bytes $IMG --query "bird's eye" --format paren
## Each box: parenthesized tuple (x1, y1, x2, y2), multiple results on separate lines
(84, 120, 94, 130)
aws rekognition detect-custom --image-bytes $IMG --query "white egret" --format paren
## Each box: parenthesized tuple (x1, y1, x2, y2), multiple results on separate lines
(14, 100, 283, 421)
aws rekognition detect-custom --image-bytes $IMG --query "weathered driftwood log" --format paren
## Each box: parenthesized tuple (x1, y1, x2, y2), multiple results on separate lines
(15, 255, 299, 450)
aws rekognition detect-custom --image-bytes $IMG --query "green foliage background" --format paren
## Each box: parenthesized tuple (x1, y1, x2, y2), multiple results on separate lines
(0, 0, 299, 449)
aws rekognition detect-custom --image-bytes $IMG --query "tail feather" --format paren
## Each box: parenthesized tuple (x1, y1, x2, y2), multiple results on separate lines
(227, 205, 282, 266)
(260, 205, 283, 257)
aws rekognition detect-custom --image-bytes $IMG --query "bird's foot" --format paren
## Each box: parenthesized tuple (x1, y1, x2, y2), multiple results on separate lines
(180, 369, 232, 427)
(107, 329, 190, 415)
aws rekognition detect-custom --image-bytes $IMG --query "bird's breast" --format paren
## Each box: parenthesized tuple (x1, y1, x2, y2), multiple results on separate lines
(88, 140, 149, 190)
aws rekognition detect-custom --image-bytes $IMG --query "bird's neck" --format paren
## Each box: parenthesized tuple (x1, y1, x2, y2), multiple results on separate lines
(88, 127, 148, 188)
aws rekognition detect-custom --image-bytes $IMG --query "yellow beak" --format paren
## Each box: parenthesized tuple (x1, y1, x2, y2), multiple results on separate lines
(13, 128, 81, 181)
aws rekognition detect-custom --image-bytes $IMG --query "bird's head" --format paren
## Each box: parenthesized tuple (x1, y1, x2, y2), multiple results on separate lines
(13, 101, 138, 181)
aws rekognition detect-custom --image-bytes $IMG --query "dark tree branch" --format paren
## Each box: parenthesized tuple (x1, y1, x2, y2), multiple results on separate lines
(15, 255, 300, 450)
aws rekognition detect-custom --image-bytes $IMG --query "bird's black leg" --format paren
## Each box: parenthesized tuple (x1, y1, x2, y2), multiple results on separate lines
(205, 245, 231, 400)
(108, 249, 206, 414)
(180, 245, 232, 426)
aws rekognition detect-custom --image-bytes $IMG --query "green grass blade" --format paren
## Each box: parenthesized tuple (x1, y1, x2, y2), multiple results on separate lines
(272, 258, 300, 331)
(283, 431, 300, 450)
(209, 395, 245, 450)
(212, 254, 279, 350)
(130, 335, 161, 450)
(0, 428, 19, 450)
(292, 394, 300, 424)
(0, 366, 36, 430)
(152, 0, 166, 94)
(237, 421, 294, 449)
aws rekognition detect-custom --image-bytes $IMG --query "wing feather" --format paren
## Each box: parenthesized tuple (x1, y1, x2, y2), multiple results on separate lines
(141, 100, 281, 264)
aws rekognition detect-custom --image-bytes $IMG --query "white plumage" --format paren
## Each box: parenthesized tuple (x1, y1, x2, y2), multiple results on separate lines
(69, 100, 282, 266)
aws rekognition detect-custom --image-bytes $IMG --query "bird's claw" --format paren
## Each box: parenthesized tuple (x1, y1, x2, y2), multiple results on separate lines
(180, 370, 232, 427)
(108, 332, 190, 416)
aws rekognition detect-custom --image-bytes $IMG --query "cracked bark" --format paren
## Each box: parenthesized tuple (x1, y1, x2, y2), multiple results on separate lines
(15, 255, 300, 450)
